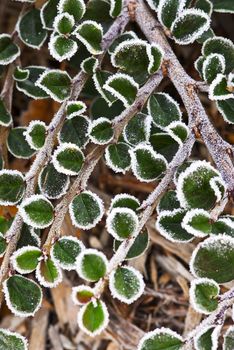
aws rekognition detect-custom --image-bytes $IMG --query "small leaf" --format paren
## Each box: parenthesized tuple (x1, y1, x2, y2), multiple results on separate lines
(89, 117, 113, 144)
(58, 0, 86, 22)
(194, 326, 220, 350)
(105, 142, 131, 174)
(40, 0, 59, 30)
(51, 236, 84, 270)
(18, 9, 47, 49)
(39, 162, 70, 199)
(0, 170, 25, 206)
(52, 143, 84, 176)
(13, 67, 29, 82)
(195, 0, 213, 15)
(190, 235, 234, 283)
(113, 230, 149, 260)
(72, 285, 94, 305)
(150, 132, 180, 162)
(48, 34, 78, 62)
(0, 34, 20, 65)
(157, 190, 180, 214)
(16, 66, 49, 99)
(106, 207, 139, 241)
(77, 248, 108, 282)
(0, 98, 12, 126)
(182, 209, 211, 237)
(93, 70, 117, 105)
(166, 121, 189, 143)
(211, 0, 234, 14)
(109, 193, 140, 212)
(109, 266, 145, 304)
(3, 275, 42, 317)
(75, 20, 103, 55)
(78, 300, 109, 337)
(24, 120, 46, 150)
(69, 190, 104, 230)
(66, 100, 86, 118)
(19, 194, 54, 229)
(223, 326, 234, 350)
(138, 328, 183, 350)
(217, 97, 234, 124)
(130, 144, 168, 182)
(11, 246, 42, 274)
(59, 115, 90, 148)
(108, 31, 138, 54)
(81, 56, 98, 74)
(7, 127, 36, 159)
(147, 93, 182, 129)
(36, 257, 62, 288)
(123, 113, 151, 146)
(158, 0, 186, 29)
(171, 9, 210, 45)
(17, 224, 41, 249)
(190, 278, 219, 314)
(209, 74, 233, 101)
(194, 55, 206, 78)
(110, 0, 123, 17)
(53, 13, 75, 35)
(0, 328, 28, 350)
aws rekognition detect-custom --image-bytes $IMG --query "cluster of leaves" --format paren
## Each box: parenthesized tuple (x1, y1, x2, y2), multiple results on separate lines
(0, 0, 234, 348)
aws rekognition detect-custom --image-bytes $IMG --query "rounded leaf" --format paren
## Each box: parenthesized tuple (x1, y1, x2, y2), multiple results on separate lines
(0, 328, 28, 350)
(48, 34, 78, 62)
(11, 246, 42, 274)
(7, 127, 36, 159)
(59, 115, 90, 148)
(24, 120, 46, 150)
(138, 328, 183, 350)
(76, 249, 108, 282)
(53, 13, 74, 35)
(113, 230, 149, 260)
(75, 20, 103, 55)
(0, 34, 20, 65)
(52, 143, 85, 176)
(202, 53, 225, 84)
(72, 285, 94, 305)
(36, 257, 62, 288)
(109, 193, 140, 212)
(0, 98, 12, 127)
(123, 113, 151, 146)
(182, 209, 211, 237)
(16, 66, 49, 99)
(0, 170, 25, 206)
(89, 117, 113, 144)
(58, 0, 86, 22)
(106, 207, 139, 241)
(105, 142, 131, 174)
(190, 278, 219, 314)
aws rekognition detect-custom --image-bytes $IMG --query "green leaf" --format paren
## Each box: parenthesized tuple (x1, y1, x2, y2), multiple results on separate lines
(77, 249, 108, 281)
(81, 56, 98, 74)
(13, 67, 29, 82)
(147, 93, 182, 129)
(194, 326, 220, 350)
(110, 0, 123, 17)
(0, 98, 12, 127)
(0, 233, 6, 257)
(75, 20, 103, 55)
(36, 69, 72, 102)
(66, 100, 86, 117)
(0, 328, 28, 350)
(11, 246, 42, 274)
(123, 113, 151, 146)
(217, 97, 234, 124)
(157, 190, 180, 214)
(7, 127, 36, 159)
(78, 300, 109, 336)
(212, 216, 234, 237)
(166, 121, 189, 142)
(190, 235, 234, 283)
(59, 115, 90, 148)
(182, 209, 211, 237)
(0, 170, 25, 206)
(190, 278, 219, 314)
(130, 144, 167, 182)
(106, 207, 139, 240)
(69, 190, 104, 229)
(210, 0, 234, 13)
(108, 31, 138, 54)
(202, 36, 234, 73)
(104, 73, 139, 107)
(36, 257, 62, 287)
(0, 34, 20, 65)
(40, 0, 59, 30)
(58, 0, 86, 22)
(209, 74, 233, 101)
(150, 132, 180, 162)
(93, 70, 117, 105)
(51, 236, 84, 270)
(48, 34, 78, 62)
(3, 275, 42, 317)
(39, 162, 70, 199)
(18, 9, 47, 49)
(53, 13, 74, 35)
(171, 9, 210, 45)
(52, 143, 84, 176)
(90, 97, 124, 120)
(158, 0, 186, 29)
(138, 328, 183, 350)
(195, 0, 213, 15)
(16, 66, 49, 99)
(17, 224, 41, 249)
(194, 56, 206, 79)
(24, 120, 46, 150)
(196, 27, 215, 44)
(224, 326, 234, 350)
(109, 193, 140, 212)
(109, 266, 144, 304)
(72, 285, 94, 305)
(89, 117, 113, 144)
(105, 142, 131, 173)
(114, 230, 149, 260)
(19, 194, 54, 229)
(156, 208, 194, 243)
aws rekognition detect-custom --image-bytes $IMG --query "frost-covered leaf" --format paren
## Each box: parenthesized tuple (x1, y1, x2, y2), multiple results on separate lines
(196, 27, 215, 44)
(0, 328, 28, 350)
(156, 208, 194, 243)
(0, 170, 25, 206)
(190, 235, 234, 283)
(36, 69, 72, 102)
(108, 31, 138, 54)
(16, 66, 49, 99)
(66, 101, 86, 118)
(166, 121, 189, 143)
(176, 160, 225, 210)
(7, 127, 36, 159)
(130, 144, 168, 182)
(147, 43, 164, 74)
(105, 142, 131, 173)
(210, 0, 234, 13)
(48, 34, 78, 62)
(103, 73, 139, 108)
(36, 257, 62, 288)
(202, 53, 226, 84)
(109, 193, 140, 212)
(217, 97, 234, 124)
(158, 0, 186, 29)
(89, 117, 113, 144)
(40, 0, 59, 30)
(18, 9, 47, 49)
(3, 275, 42, 317)
(72, 285, 94, 305)
(106, 207, 138, 241)
(53, 13, 74, 35)
(157, 190, 180, 214)
(224, 326, 234, 350)
(17, 224, 41, 249)
(81, 56, 98, 74)
(24, 120, 46, 151)
(91, 97, 124, 120)
(109, 266, 144, 304)
(190, 278, 219, 314)
(77, 248, 108, 281)
(150, 132, 180, 162)
(138, 328, 183, 350)
(69, 191, 104, 229)
(212, 216, 234, 237)
(58, 0, 86, 22)
(19, 195, 54, 229)
(93, 70, 117, 105)
(147, 93, 182, 129)
(75, 20, 103, 55)
(194, 326, 220, 350)
(52, 143, 84, 176)
(113, 230, 149, 260)
(209, 74, 233, 101)
(110, 0, 122, 17)
(195, 0, 213, 15)
(182, 209, 211, 237)
(59, 115, 90, 148)
(0, 98, 12, 127)
(171, 9, 211, 45)
(0, 34, 20, 65)
(202, 37, 234, 73)
(195, 56, 206, 78)
(78, 300, 109, 337)
(123, 113, 151, 146)
(13, 66, 29, 82)
(51, 236, 84, 270)
(39, 162, 70, 199)
(0, 233, 7, 257)
(11, 246, 42, 274)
